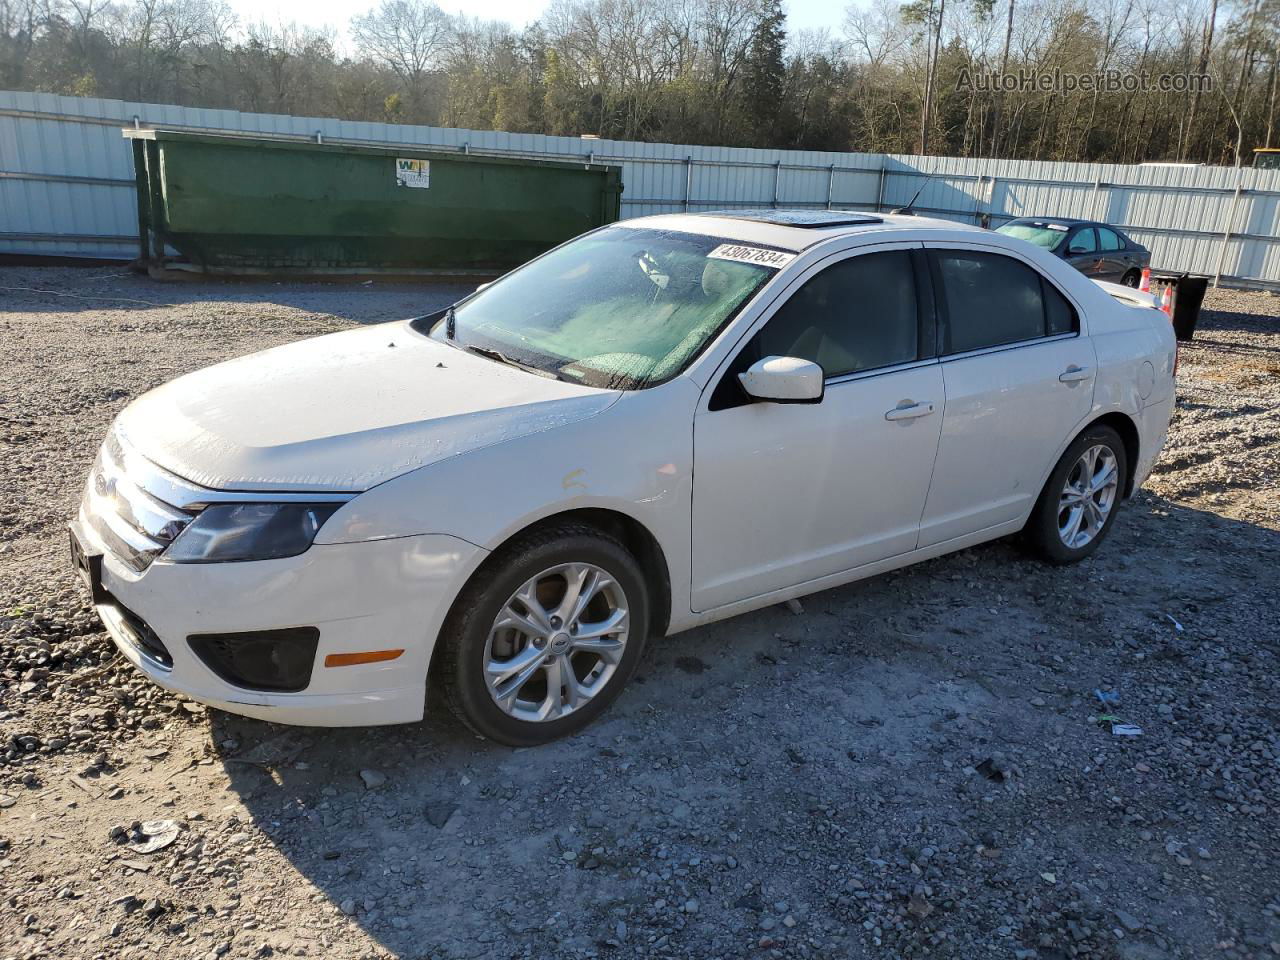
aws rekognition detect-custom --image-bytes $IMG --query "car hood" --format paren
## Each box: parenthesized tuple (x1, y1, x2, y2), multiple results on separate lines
(115, 321, 619, 492)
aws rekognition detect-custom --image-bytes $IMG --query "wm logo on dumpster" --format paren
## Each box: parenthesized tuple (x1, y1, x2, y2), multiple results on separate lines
(395, 158, 430, 189)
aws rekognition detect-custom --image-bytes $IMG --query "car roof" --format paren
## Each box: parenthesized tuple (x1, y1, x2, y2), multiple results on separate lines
(1004, 216, 1092, 227)
(1003, 217, 1140, 243)
(703, 209, 887, 229)
(621, 210, 985, 252)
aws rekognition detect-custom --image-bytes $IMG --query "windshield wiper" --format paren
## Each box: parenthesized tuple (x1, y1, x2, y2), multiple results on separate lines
(461, 343, 563, 381)
(444, 305, 456, 340)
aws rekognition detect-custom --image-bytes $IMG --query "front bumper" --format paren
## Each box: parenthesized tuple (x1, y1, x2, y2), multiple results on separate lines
(74, 514, 484, 726)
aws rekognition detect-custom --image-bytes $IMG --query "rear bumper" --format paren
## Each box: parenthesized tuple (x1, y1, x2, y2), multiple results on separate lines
(78, 514, 484, 726)
(1134, 394, 1173, 491)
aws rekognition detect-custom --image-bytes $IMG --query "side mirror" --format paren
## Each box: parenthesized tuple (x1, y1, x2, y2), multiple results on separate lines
(738, 356, 824, 404)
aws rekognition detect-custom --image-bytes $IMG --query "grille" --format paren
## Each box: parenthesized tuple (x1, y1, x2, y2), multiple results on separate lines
(81, 432, 193, 571)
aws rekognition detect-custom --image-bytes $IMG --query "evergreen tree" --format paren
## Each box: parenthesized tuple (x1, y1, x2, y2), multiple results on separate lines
(739, 0, 788, 147)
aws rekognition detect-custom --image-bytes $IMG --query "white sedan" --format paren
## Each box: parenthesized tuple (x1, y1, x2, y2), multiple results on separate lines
(70, 211, 1176, 745)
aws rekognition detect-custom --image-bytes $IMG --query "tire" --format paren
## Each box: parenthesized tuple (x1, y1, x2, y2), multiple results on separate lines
(1025, 425, 1128, 565)
(436, 522, 650, 746)
(1120, 269, 1141, 287)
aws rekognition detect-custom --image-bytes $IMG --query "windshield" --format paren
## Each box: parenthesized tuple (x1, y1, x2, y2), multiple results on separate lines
(430, 226, 781, 389)
(996, 221, 1069, 250)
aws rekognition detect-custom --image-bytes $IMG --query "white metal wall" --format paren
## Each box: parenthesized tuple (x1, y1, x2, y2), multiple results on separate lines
(3, 90, 1279, 286)
(878, 155, 1280, 284)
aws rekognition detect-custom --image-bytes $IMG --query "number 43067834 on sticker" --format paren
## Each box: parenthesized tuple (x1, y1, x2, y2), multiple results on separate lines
(707, 243, 796, 268)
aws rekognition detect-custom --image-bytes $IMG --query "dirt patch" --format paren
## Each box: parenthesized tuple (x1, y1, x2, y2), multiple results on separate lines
(2, 268, 1279, 959)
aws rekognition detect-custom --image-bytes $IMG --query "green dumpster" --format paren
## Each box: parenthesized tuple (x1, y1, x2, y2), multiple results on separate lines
(125, 129, 623, 278)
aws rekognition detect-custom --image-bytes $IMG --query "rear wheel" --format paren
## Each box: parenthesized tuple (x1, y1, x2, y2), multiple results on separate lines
(1120, 269, 1141, 287)
(1025, 426, 1127, 564)
(437, 523, 649, 746)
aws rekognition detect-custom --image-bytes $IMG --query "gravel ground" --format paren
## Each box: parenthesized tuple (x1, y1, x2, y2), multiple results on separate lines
(1, 266, 1278, 960)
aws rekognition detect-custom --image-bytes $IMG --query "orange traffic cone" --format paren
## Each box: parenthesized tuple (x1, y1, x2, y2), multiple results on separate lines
(1139, 267, 1151, 292)
(1160, 284, 1173, 316)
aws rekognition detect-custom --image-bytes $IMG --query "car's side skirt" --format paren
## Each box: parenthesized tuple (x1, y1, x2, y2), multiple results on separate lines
(668, 518, 1025, 635)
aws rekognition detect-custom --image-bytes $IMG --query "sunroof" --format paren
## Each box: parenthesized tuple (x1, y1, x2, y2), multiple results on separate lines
(700, 209, 884, 228)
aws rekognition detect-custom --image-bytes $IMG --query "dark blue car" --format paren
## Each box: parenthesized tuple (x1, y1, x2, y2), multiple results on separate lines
(996, 217, 1151, 287)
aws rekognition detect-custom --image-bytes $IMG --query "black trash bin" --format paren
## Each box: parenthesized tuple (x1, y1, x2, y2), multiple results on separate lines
(1151, 273, 1208, 342)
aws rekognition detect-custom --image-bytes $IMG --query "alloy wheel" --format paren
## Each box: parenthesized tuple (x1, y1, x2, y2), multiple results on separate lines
(1058, 444, 1120, 549)
(483, 562, 630, 722)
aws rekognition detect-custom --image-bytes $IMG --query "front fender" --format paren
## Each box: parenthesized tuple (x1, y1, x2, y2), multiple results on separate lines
(316, 378, 700, 619)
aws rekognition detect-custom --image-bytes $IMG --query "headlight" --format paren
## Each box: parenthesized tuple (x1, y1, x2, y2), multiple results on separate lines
(165, 503, 341, 563)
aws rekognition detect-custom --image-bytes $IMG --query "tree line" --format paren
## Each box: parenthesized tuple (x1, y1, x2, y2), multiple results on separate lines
(1, 0, 1277, 165)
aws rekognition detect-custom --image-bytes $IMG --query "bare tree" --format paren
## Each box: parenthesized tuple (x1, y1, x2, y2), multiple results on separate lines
(351, 0, 451, 86)
(698, 0, 763, 136)
(988, 0, 1016, 155)
(1180, 0, 1220, 157)
(0, 0, 47, 86)
(844, 0, 911, 68)
(1, 0, 1276, 164)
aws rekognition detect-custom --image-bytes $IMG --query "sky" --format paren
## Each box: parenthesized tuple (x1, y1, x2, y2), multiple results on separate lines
(227, 0, 846, 47)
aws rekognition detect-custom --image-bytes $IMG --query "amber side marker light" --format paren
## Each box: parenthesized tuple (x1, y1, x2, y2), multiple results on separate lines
(324, 649, 405, 668)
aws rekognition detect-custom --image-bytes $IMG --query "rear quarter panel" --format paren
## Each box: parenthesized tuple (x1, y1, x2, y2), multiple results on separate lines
(1090, 300, 1177, 412)
(1086, 296, 1177, 491)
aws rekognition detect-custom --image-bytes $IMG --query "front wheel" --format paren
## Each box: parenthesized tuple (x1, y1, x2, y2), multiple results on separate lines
(436, 523, 650, 746)
(1025, 426, 1127, 564)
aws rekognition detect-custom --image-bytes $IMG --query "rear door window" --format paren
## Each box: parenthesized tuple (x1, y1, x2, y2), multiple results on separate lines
(1097, 228, 1124, 251)
(932, 250, 1077, 354)
(1044, 281, 1077, 336)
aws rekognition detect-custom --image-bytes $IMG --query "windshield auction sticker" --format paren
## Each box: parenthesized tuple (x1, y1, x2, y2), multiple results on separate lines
(708, 244, 796, 268)
(395, 158, 431, 189)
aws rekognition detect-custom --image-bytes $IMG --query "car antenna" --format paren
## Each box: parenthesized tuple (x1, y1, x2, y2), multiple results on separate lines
(891, 176, 933, 216)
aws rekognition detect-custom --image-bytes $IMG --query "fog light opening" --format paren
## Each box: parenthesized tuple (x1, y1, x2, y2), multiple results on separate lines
(188, 627, 320, 692)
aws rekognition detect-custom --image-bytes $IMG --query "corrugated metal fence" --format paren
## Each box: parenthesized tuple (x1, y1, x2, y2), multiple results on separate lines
(3, 90, 1279, 286)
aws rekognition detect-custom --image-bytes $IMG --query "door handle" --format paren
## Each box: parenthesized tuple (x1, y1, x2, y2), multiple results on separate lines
(1059, 365, 1092, 383)
(884, 400, 936, 421)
